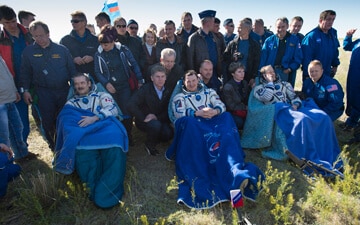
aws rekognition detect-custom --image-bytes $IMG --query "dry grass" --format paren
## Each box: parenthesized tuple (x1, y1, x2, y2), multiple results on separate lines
(0, 47, 359, 225)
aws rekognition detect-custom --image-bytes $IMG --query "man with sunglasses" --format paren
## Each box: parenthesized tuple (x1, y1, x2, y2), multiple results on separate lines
(114, 17, 145, 74)
(127, 19, 140, 40)
(60, 11, 98, 82)
(223, 18, 236, 46)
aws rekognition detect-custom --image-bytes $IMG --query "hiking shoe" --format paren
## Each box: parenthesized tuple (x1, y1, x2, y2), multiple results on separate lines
(145, 143, 160, 156)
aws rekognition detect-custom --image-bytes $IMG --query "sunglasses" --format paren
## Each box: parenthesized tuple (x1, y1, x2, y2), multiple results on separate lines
(71, 19, 83, 23)
(129, 26, 138, 30)
(116, 24, 126, 28)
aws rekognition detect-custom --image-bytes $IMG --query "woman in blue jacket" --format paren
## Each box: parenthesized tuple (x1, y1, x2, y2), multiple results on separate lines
(94, 25, 144, 145)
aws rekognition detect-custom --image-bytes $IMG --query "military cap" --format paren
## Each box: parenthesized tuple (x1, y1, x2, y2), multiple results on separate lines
(198, 10, 216, 19)
(223, 18, 233, 26)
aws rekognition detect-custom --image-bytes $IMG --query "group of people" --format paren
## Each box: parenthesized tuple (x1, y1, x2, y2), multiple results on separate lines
(0, 4, 356, 209)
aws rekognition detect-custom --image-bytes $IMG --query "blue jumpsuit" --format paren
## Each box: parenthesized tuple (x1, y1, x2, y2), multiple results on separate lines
(302, 75, 344, 121)
(302, 27, 340, 79)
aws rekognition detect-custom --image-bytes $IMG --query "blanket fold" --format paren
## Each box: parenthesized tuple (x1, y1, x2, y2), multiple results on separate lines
(54, 105, 128, 174)
(274, 99, 343, 176)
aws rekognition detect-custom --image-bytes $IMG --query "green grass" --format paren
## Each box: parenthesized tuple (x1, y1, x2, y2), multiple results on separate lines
(1, 47, 360, 224)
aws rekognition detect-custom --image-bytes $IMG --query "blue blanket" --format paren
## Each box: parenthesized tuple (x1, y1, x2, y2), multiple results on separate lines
(166, 112, 264, 209)
(274, 99, 343, 175)
(54, 105, 128, 174)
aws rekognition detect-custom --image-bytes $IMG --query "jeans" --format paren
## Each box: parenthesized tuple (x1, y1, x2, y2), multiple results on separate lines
(0, 103, 28, 159)
(15, 98, 30, 143)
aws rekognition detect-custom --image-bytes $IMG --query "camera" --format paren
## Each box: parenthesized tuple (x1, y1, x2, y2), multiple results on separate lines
(234, 52, 244, 60)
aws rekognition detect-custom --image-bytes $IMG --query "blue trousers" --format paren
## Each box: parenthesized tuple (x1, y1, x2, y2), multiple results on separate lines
(0, 103, 28, 159)
(135, 119, 174, 145)
(15, 99, 30, 144)
(36, 87, 69, 150)
(0, 152, 21, 197)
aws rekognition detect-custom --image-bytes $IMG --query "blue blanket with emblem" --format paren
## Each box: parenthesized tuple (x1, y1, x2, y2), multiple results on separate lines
(274, 99, 343, 176)
(166, 112, 265, 209)
(54, 105, 128, 175)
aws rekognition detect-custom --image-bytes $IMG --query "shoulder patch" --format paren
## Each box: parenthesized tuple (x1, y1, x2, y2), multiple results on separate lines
(326, 84, 338, 92)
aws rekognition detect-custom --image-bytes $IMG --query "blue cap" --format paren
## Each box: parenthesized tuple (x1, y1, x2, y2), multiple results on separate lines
(198, 10, 216, 19)
(223, 18, 233, 26)
(127, 19, 138, 27)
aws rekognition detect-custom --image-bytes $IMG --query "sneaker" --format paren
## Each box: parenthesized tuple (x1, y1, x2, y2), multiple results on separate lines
(144, 143, 160, 156)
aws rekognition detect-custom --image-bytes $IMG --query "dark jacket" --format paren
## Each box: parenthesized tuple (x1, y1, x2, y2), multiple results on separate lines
(127, 82, 172, 123)
(187, 29, 223, 76)
(214, 32, 226, 58)
(148, 63, 184, 93)
(223, 36, 261, 82)
(0, 23, 33, 86)
(94, 43, 144, 88)
(156, 34, 187, 70)
(176, 24, 198, 44)
(222, 78, 249, 111)
(60, 29, 98, 77)
(116, 31, 146, 70)
(142, 43, 157, 83)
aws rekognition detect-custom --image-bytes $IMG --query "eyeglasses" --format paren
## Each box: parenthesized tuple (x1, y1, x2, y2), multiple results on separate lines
(129, 26, 138, 30)
(71, 19, 83, 23)
(116, 24, 126, 28)
(228, 24, 234, 27)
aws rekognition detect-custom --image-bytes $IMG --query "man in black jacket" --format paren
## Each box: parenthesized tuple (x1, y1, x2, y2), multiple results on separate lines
(127, 65, 173, 155)
(223, 18, 261, 86)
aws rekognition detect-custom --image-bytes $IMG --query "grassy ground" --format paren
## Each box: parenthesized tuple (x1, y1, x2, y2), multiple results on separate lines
(1, 48, 359, 225)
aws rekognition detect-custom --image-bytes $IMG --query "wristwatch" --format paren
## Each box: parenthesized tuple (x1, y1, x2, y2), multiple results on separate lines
(19, 87, 29, 94)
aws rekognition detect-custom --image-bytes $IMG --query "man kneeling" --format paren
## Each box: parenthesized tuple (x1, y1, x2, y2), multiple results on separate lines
(54, 73, 128, 208)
